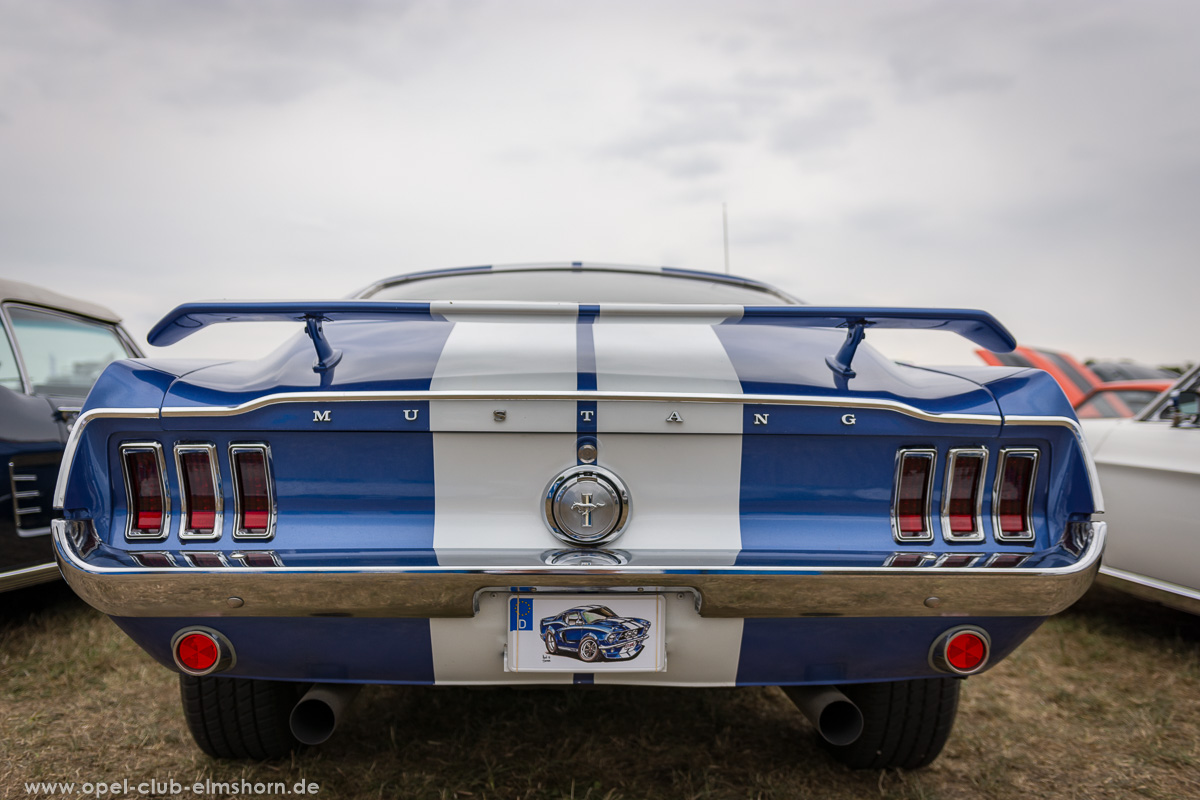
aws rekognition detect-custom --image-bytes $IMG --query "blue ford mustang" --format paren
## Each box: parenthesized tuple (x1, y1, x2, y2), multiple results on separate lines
(52, 263, 1104, 768)
(540, 604, 651, 662)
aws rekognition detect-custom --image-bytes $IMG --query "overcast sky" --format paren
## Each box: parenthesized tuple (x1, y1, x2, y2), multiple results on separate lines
(1, 0, 1197, 366)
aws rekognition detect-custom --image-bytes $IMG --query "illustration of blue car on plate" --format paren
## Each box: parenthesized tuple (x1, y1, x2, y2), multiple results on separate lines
(540, 605, 651, 662)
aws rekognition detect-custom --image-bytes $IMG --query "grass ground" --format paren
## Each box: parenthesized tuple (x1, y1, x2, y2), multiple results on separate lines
(2, 582, 1197, 800)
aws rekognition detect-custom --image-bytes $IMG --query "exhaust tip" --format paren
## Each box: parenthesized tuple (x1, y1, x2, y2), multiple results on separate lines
(782, 686, 864, 747)
(288, 684, 362, 746)
(289, 697, 337, 746)
(815, 697, 864, 747)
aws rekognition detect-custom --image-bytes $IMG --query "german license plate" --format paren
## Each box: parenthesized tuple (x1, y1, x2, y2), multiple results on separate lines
(506, 594, 666, 672)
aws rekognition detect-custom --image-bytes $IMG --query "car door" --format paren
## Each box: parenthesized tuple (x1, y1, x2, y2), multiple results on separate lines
(1090, 380, 1200, 593)
(1, 303, 137, 578)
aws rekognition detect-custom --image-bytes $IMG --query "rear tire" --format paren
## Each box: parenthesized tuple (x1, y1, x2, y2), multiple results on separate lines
(821, 678, 961, 770)
(180, 674, 306, 760)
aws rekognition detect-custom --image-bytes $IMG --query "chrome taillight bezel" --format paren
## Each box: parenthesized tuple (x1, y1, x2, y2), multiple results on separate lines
(891, 448, 937, 543)
(993, 448, 1039, 543)
(229, 443, 276, 541)
(119, 441, 170, 541)
(941, 447, 988, 543)
(174, 443, 223, 541)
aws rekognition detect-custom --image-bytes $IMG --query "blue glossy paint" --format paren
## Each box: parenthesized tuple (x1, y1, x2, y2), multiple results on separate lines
(736, 616, 1045, 685)
(111, 616, 436, 684)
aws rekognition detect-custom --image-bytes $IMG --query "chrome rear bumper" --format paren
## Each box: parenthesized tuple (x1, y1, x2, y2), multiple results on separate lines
(53, 519, 1105, 620)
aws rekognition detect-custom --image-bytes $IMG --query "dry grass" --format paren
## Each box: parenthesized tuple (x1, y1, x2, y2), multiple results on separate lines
(3, 583, 1198, 800)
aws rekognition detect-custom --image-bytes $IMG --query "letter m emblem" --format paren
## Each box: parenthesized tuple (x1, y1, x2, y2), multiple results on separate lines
(313, 410, 332, 423)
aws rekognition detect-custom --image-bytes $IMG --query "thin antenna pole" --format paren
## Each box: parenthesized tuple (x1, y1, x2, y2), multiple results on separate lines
(722, 203, 730, 273)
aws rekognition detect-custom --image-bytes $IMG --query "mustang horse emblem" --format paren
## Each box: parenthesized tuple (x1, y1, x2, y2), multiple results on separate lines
(571, 493, 605, 528)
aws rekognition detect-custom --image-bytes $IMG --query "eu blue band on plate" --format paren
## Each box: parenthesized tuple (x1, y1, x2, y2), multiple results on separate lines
(510, 597, 533, 632)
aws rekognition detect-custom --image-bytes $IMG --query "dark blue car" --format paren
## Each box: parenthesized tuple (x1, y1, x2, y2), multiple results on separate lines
(540, 605, 650, 662)
(52, 263, 1105, 769)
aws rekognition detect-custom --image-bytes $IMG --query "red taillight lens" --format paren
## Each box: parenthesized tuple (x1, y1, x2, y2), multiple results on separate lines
(231, 446, 273, 537)
(895, 451, 934, 539)
(178, 447, 219, 535)
(122, 445, 166, 537)
(945, 450, 986, 537)
(945, 630, 988, 672)
(177, 632, 219, 672)
(930, 626, 991, 675)
(996, 450, 1038, 540)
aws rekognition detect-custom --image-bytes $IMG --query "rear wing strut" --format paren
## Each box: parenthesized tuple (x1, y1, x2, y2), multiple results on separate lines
(147, 301, 1017, 377)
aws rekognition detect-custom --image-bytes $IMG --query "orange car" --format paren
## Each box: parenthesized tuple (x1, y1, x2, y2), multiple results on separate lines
(977, 347, 1170, 417)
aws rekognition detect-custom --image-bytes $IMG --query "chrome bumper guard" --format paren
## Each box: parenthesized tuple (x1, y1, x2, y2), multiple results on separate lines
(53, 519, 1105, 620)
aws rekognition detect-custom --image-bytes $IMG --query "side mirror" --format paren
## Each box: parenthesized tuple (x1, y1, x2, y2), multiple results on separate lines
(1169, 390, 1200, 427)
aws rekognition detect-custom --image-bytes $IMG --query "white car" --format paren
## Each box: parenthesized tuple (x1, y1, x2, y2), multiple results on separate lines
(1080, 364, 1200, 615)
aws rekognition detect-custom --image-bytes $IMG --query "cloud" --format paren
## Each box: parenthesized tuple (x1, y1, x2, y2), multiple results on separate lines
(770, 96, 873, 154)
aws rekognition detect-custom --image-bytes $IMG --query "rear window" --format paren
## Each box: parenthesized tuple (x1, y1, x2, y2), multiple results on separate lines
(362, 269, 795, 305)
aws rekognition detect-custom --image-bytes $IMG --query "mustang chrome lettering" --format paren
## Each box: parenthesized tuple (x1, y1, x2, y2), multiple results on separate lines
(842, 414, 856, 426)
(313, 410, 332, 423)
(754, 413, 769, 425)
(580, 409, 595, 422)
(666, 411, 683, 423)
(403, 409, 419, 421)
(493, 410, 506, 422)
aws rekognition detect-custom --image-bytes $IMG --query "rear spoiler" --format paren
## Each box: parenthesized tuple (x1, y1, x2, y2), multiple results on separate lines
(147, 301, 1017, 378)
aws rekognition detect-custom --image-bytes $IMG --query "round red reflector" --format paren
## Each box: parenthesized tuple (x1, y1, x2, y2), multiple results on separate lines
(177, 632, 219, 673)
(946, 631, 988, 672)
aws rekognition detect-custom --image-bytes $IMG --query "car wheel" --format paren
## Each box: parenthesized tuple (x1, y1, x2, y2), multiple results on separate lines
(544, 632, 558, 654)
(821, 678, 960, 770)
(180, 674, 306, 759)
(578, 636, 600, 663)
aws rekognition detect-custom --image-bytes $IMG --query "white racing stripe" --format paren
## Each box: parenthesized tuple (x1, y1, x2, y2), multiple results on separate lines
(592, 321, 744, 562)
(431, 317, 579, 561)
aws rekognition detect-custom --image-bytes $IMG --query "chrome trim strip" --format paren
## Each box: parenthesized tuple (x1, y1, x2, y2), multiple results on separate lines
(53, 407, 160, 508)
(119, 441, 171, 542)
(53, 401, 1101, 514)
(941, 447, 988, 543)
(1002, 415, 1105, 512)
(161, 390, 1005, 426)
(175, 443, 223, 541)
(52, 519, 1106, 620)
(891, 449, 936, 544)
(229, 444, 276, 541)
(1097, 566, 1200, 616)
(992, 448, 1039, 543)
(0, 562, 60, 592)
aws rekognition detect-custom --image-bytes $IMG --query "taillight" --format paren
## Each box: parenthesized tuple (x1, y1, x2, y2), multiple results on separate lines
(994, 449, 1038, 542)
(175, 444, 221, 539)
(929, 626, 991, 675)
(230, 444, 274, 539)
(942, 448, 987, 542)
(893, 449, 935, 542)
(120, 442, 169, 540)
(171, 628, 234, 676)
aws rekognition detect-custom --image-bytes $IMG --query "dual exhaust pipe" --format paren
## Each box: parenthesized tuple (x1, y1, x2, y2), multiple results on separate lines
(285, 682, 865, 749)
(782, 686, 864, 747)
(289, 683, 362, 746)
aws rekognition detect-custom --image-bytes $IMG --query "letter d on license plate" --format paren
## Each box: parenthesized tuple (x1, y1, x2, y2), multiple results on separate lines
(506, 594, 666, 672)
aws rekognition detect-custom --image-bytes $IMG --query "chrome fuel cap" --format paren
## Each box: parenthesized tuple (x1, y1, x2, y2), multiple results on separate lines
(543, 466, 631, 546)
